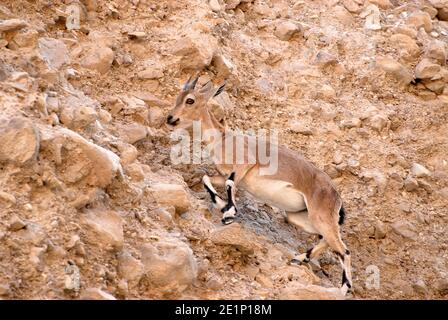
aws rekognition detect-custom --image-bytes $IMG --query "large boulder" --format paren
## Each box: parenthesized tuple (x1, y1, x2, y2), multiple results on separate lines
(172, 34, 217, 70)
(39, 126, 122, 188)
(210, 223, 260, 255)
(148, 183, 191, 214)
(0, 117, 40, 165)
(140, 239, 198, 294)
(38, 37, 70, 70)
(81, 209, 124, 250)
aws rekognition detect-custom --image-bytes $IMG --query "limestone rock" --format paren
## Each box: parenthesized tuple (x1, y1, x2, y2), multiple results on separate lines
(425, 40, 447, 65)
(39, 126, 122, 188)
(117, 251, 145, 283)
(79, 288, 116, 300)
(406, 12, 433, 33)
(149, 183, 191, 214)
(210, 223, 259, 255)
(0, 19, 27, 32)
(9, 216, 27, 231)
(390, 34, 421, 62)
(119, 123, 148, 144)
(391, 220, 418, 240)
(410, 163, 431, 177)
(404, 176, 419, 191)
(415, 59, 441, 79)
(274, 21, 302, 41)
(81, 209, 124, 250)
(140, 239, 198, 294)
(278, 283, 345, 300)
(367, 0, 392, 10)
(0, 117, 40, 165)
(80, 45, 114, 74)
(172, 34, 217, 70)
(38, 37, 70, 70)
(376, 57, 413, 85)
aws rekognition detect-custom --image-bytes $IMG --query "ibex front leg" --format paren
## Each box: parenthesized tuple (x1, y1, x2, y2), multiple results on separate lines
(202, 175, 227, 212)
(221, 172, 237, 225)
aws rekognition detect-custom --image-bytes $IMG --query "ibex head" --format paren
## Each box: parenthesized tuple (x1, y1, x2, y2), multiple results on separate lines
(166, 76, 226, 129)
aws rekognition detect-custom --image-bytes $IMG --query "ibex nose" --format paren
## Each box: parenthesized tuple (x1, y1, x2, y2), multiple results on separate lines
(167, 115, 173, 124)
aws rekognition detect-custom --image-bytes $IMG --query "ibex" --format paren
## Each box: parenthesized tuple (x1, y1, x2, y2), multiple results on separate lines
(166, 77, 353, 295)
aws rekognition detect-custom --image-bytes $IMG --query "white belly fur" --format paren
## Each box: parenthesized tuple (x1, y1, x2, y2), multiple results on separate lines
(241, 179, 307, 212)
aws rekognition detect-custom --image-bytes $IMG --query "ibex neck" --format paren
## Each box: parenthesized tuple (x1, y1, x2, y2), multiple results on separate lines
(200, 106, 225, 134)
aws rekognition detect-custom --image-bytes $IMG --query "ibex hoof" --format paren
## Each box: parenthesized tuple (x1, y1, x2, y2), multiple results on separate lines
(289, 258, 303, 266)
(221, 216, 235, 225)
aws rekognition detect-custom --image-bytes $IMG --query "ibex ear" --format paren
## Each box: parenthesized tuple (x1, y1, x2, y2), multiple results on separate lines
(213, 83, 226, 97)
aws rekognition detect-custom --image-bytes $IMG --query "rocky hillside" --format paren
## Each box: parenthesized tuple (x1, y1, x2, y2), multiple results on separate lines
(0, 0, 447, 300)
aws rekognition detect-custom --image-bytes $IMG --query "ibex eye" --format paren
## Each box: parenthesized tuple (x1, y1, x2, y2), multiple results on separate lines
(186, 98, 195, 105)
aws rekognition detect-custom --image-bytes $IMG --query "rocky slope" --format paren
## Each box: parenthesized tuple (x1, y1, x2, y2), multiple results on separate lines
(0, 0, 447, 300)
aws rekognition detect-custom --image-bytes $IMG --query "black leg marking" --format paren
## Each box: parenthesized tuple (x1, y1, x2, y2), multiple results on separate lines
(338, 206, 346, 225)
(342, 270, 352, 288)
(304, 247, 313, 262)
(228, 172, 235, 181)
(204, 184, 217, 203)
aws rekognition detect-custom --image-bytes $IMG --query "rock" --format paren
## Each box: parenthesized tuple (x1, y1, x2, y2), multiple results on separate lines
(390, 34, 421, 62)
(361, 4, 381, 30)
(393, 26, 418, 39)
(210, 223, 259, 255)
(172, 34, 217, 70)
(404, 176, 419, 191)
(415, 59, 441, 79)
(0, 284, 11, 297)
(0, 191, 16, 205)
(117, 251, 144, 283)
(413, 279, 427, 295)
(60, 100, 98, 130)
(289, 121, 314, 135)
(80, 45, 114, 74)
(0, 19, 27, 32)
(149, 183, 191, 214)
(274, 21, 302, 41)
(9, 216, 26, 231)
(81, 209, 124, 250)
(0, 117, 40, 165)
(140, 239, 198, 294)
(127, 31, 146, 40)
(423, 79, 445, 94)
(373, 220, 387, 239)
(209, 0, 221, 12)
(406, 12, 433, 33)
(391, 220, 418, 240)
(117, 142, 138, 165)
(119, 123, 148, 144)
(64, 263, 81, 293)
(436, 279, 448, 294)
(333, 5, 354, 26)
(410, 163, 431, 177)
(39, 126, 122, 188)
(324, 164, 341, 178)
(367, 0, 392, 9)
(38, 38, 70, 70)
(8, 29, 39, 49)
(342, 0, 361, 13)
(79, 288, 116, 300)
(341, 118, 361, 128)
(212, 54, 235, 79)
(278, 283, 344, 300)
(368, 114, 389, 132)
(361, 168, 388, 193)
(425, 40, 447, 65)
(376, 57, 413, 85)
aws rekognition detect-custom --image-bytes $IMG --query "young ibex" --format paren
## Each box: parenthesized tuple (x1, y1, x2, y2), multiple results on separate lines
(166, 77, 353, 295)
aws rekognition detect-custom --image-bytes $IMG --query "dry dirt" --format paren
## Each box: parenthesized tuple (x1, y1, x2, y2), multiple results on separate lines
(0, 0, 447, 300)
